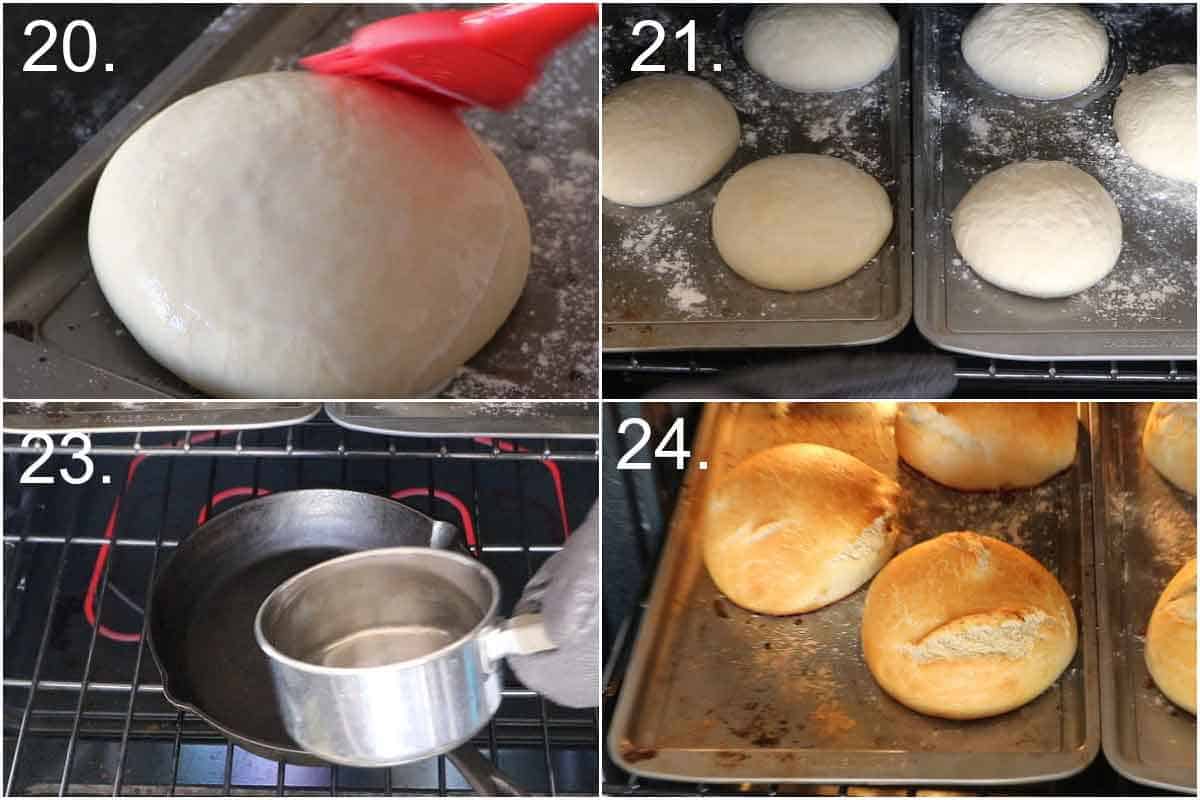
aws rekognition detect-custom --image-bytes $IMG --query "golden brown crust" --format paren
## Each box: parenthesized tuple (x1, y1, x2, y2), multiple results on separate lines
(702, 443, 901, 616)
(895, 402, 1077, 491)
(861, 531, 1077, 719)
(1146, 559, 1197, 714)
(1143, 403, 1197, 495)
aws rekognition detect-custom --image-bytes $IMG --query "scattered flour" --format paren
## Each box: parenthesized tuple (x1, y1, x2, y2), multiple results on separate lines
(934, 4, 1196, 331)
(603, 8, 897, 325)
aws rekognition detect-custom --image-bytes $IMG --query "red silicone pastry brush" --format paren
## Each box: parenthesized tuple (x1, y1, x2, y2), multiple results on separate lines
(300, 3, 598, 110)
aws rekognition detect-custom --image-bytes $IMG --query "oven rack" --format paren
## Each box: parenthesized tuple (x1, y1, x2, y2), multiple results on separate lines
(604, 354, 1197, 382)
(603, 353, 1198, 398)
(3, 418, 600, 796)
(3, 427, 597, 463)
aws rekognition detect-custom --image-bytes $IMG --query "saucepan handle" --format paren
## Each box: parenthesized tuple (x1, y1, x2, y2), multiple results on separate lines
(447, 744, 526, 796)
(428, 520, 461, 551)
(478, 613, 556, 668)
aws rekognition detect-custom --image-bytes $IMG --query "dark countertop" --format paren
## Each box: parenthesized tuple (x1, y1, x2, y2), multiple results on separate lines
(3, 4, 227, 216)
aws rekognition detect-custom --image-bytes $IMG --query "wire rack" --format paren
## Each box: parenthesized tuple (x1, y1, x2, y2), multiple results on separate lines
(3, 416, 599, 796)
(603, 353, 1197, 397)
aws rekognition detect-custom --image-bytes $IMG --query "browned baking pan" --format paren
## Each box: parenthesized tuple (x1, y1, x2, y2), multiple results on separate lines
(607, 402, 1100, 785)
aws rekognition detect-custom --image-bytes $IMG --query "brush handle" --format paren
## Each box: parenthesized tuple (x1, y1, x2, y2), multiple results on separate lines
(462, 3, 599, 67)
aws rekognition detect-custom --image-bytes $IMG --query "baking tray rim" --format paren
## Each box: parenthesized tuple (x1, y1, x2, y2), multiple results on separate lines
(1, 402, 322, 434)
(607, 402, 1101, 786)
(1090, 403, 1197, 794)
(323, 402, 600, 439)
(910, 316, 1198, 362)
(910, 7, 1198, 363)
(600, 5, 914, 353)
(602, 311, 912, 353)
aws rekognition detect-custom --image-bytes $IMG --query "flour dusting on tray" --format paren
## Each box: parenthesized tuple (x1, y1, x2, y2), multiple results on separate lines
(602, 6, 909, 348)
(926, 4, 1196, 345)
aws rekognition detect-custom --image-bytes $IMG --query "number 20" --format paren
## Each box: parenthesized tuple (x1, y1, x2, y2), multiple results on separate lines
(631, 20, 697, 73)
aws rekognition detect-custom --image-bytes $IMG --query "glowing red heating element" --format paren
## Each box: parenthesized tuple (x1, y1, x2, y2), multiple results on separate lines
(85, 431, 571, 643)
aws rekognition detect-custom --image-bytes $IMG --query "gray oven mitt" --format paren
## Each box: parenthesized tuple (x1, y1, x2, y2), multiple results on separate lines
(645, 352, 959, 399)
(507, 502, 599, 708)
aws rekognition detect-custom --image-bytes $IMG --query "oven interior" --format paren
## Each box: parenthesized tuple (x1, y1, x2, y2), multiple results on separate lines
(3, 413, 599, 796)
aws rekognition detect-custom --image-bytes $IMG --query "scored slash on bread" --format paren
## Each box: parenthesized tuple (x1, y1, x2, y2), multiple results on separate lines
(1142, 402, 1198, 495)
(895, 402, 1078, 491)
(862, 531, 1078, 720)
(702, 442, 902, 616)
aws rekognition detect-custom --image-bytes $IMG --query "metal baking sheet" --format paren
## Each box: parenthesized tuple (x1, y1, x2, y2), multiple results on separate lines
(608, 402, 1100, 785)
(325, 402, 598, 439)
(2, 401, 320, 433)
(1092, 402, 1196, 792)
(602, 6, 912, 352)
(913, 5, 1197, 361)
(3, 4, 598, 399)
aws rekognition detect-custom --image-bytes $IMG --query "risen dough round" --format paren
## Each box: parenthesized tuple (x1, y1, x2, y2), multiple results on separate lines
(1143, 402, 1197, 495)
(952, 160, 1121, 298)
(1146, 559, 1197, 714)
(962, 4, 1109, 99)
(743, 4, 899, 93)
(702, 443, 902, 616)
(89, 72, 529, 398)
(602, 75, 739, 207)
(712, 154, 892, 291)
(1114, 64, 1198, 183)
(863, 532, 1078, 720)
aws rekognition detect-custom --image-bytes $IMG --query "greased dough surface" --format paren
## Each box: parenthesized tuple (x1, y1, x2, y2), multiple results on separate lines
(602, 75, 739, 207)
(89, 72, 530, 398)
(1114, 64, 1198, 183)
(702, 443, 901, 616)
(712, 154, 893, 291)
(863, 532, 1078, 720)
(962, 4, 1109, 99)
(952, 160, 1121, 298)
(743, 4, 899, 93)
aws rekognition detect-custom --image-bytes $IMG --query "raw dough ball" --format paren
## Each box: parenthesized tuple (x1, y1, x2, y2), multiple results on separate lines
(89, 72, 530, 398)
(1114, 64, 1198, 183)
(602, 75, 739, 206)
(91, 73, 528, 398)
(952, 160, 1121, 298)
(712, 154, 893, 291)
(862, 532, 1078, 720)
(1143, 402, 1197, 495)
(1146, 559, 1197, 714)
(743, 4, 899, 93)
(896, 402, 1078, 491)
(962, 4, 1109, 99)
(703, 443, 902, 616)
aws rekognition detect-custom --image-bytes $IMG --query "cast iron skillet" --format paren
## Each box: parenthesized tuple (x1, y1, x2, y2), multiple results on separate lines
(147, 488, 522, 795)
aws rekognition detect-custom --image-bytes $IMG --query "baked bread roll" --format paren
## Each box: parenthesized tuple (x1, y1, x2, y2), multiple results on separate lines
(1143, 402, 1197, 495)
(862, 531, 1077, 719)
(896, 403, 1077, 490)
(1146, 559, 1197, 714)
(702, 443, 901, 615)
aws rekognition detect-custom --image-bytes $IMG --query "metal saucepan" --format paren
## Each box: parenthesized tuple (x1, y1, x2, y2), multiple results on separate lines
(255, 547, 556, 768)
(147, 489, 523, 794)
